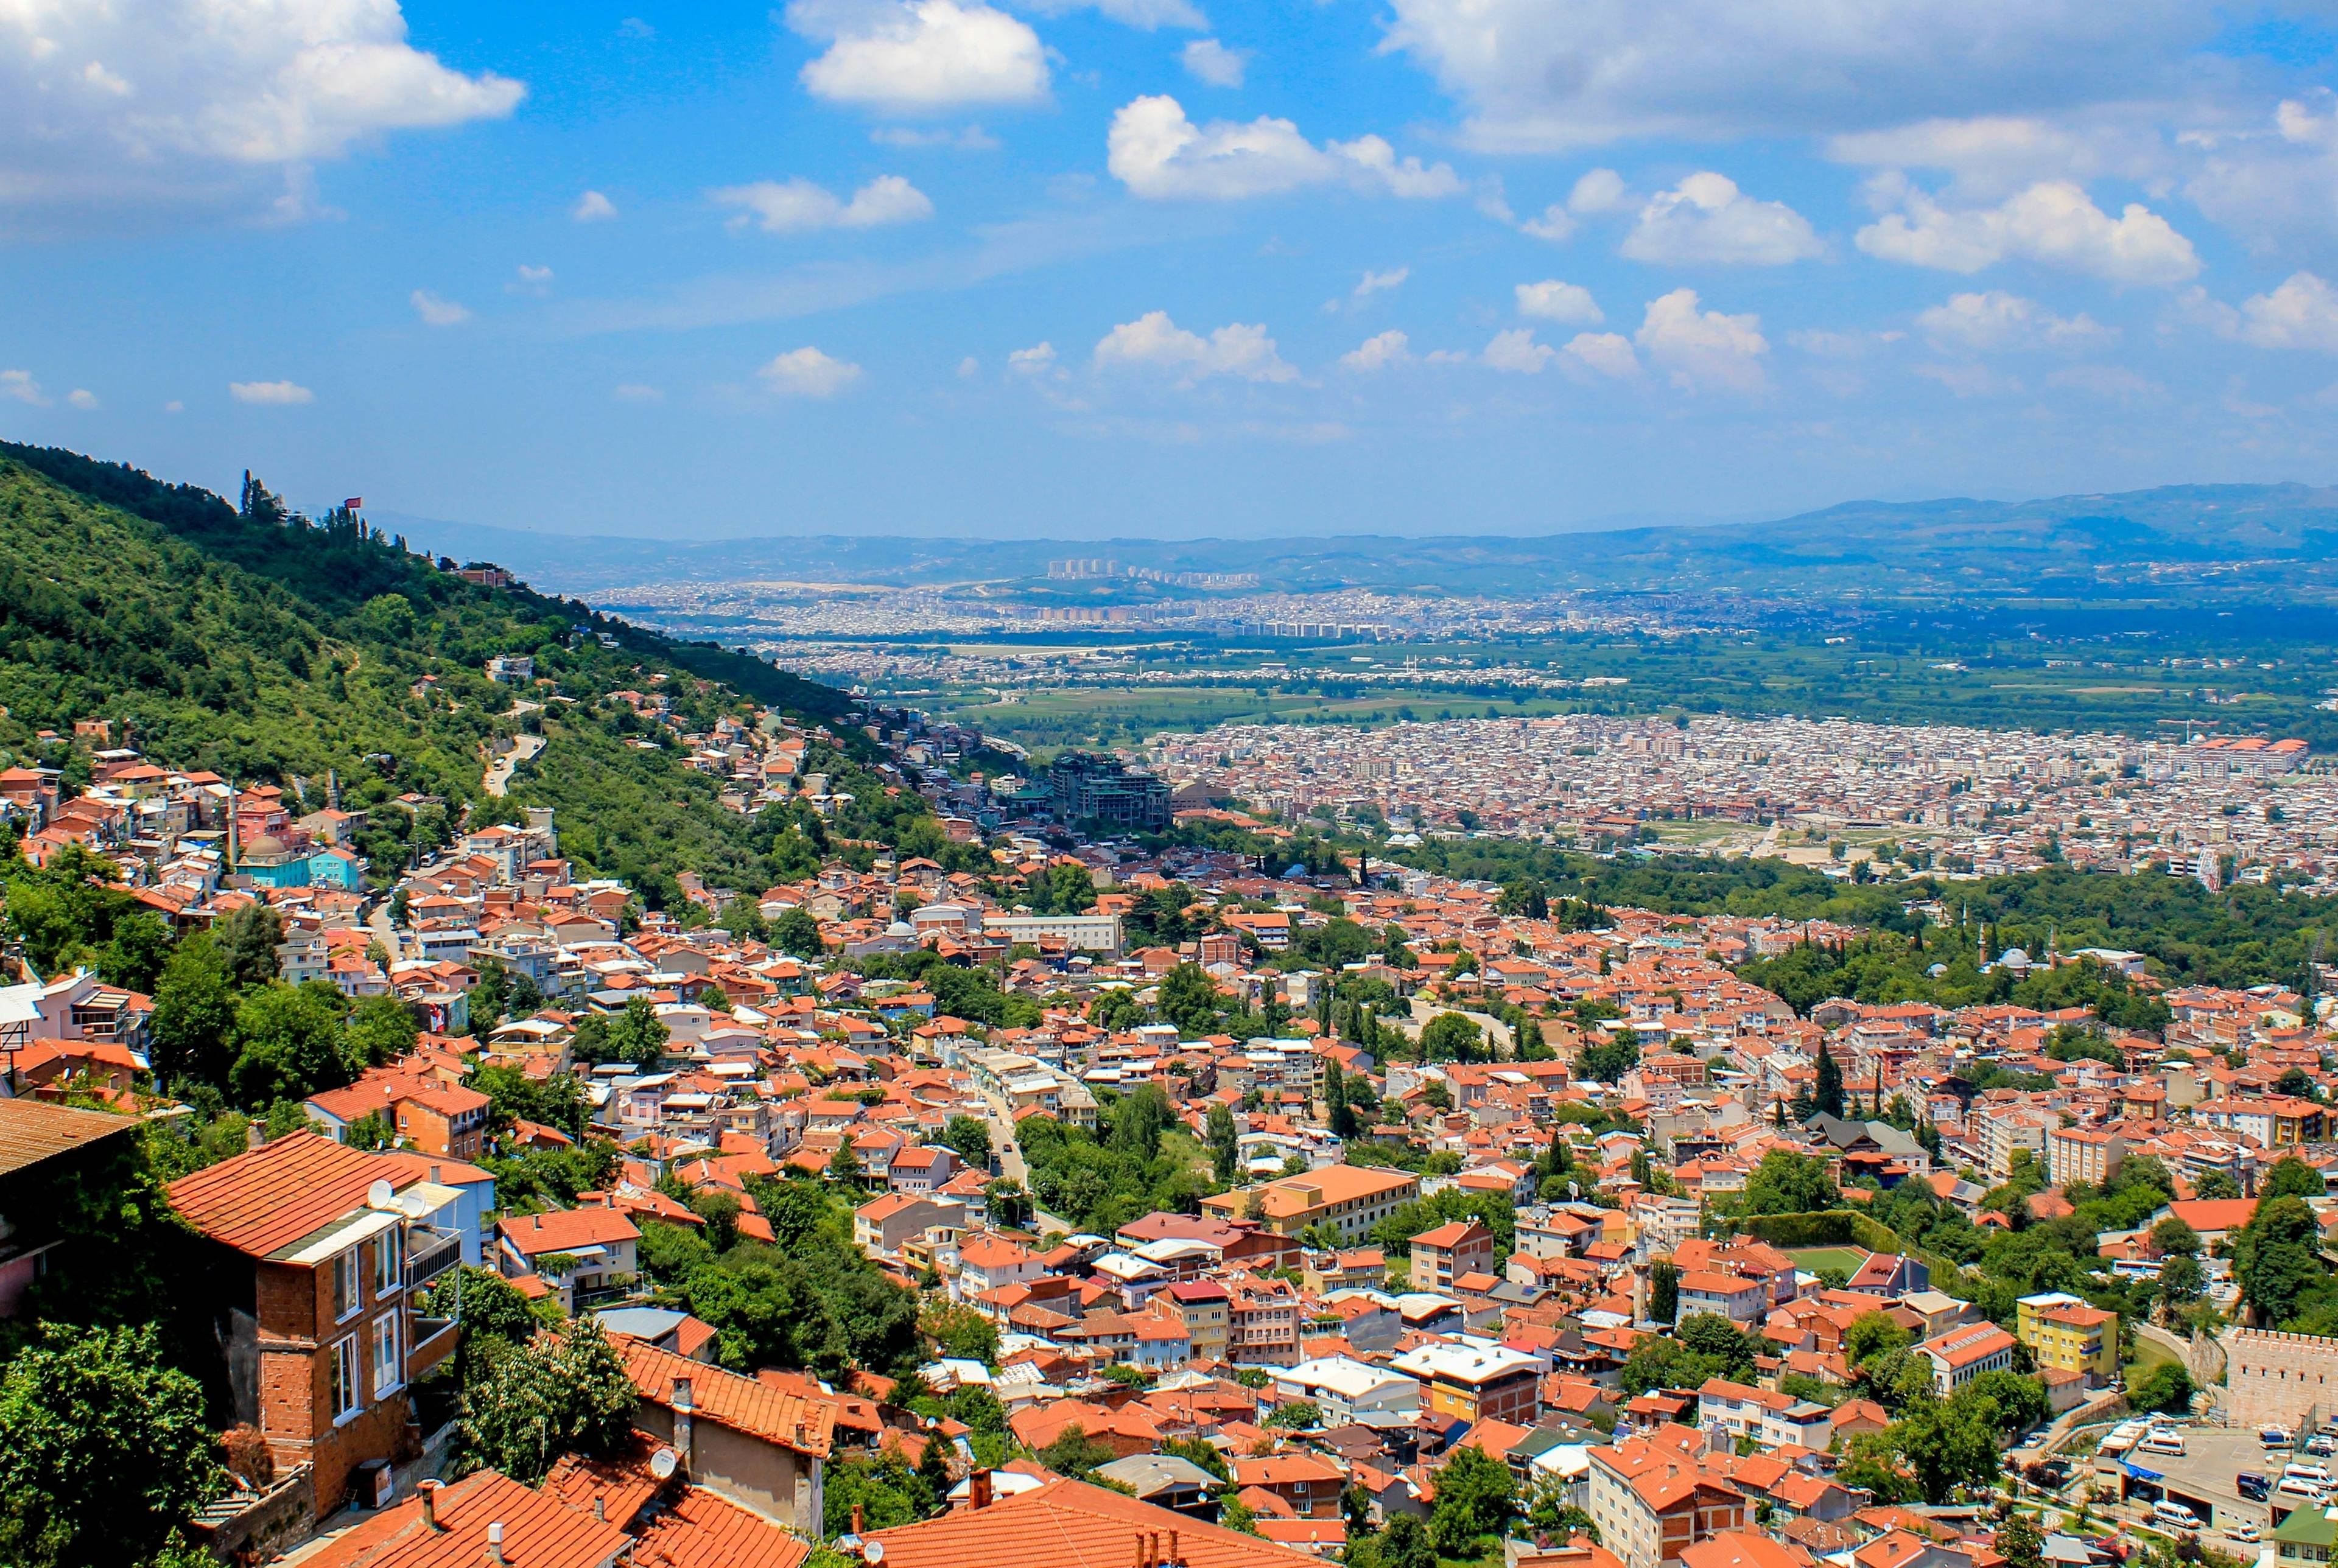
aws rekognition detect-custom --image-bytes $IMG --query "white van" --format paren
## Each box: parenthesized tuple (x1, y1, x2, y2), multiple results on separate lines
(2150, 1500, 2202, 1530)
(2286, 1462, 2332, 1486)
(2263, 1425, 2296, 1448)
(2141, 1432, 2188, 1456)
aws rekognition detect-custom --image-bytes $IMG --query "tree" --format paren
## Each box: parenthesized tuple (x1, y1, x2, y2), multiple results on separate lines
(227, 980, 356, 1106)
(1575, 1032, 1640, 1083)
(941, 1115, 992, 1172)
(1325, 1062, 1358, 1139)
(1894, 1393, 2004, 1503)
(2129, 1360, 2194, 1415)
(97, 910, 174, 994)
(921, 1301, 999, 1365)
(1846, 1311, 1912, 1368)
(150, 935, 239, 1087)
(606, 997, 670, 1067)
(1036, 1424, 1117, 1480)
(2194, 1169, 2242, 1201)
(2149, 1216, 2201, 1258)
(1996, 1513, 2045, 1568)
(719, 894, 767, 943)
(2158, 1252, 2206, 1309)
(983, 1180, 1030, 1230)
(2236, 1195, 2324, 1326)
(1428, 1444, 1515, 1555)
(1208, 1103, 1238, 1184)
(1814, 1038, 1845, 1119)
(214, 900, 284, 989)
(2265, 1155, 2327, 1201)
(1677, 1314, 1757, 1370)
(1419, 1012, 1483, 1063)
(1158, 963, 1221, 1037)
(1347, 1516, 1437, 1568)
(1836, 1430, 1915, 1503)
(452, 1322, 644, 1485)
(771, 906, 824, 957)
(347, 992, 420, 1066)
(1265, 1399, 1322, 1429)
(828, 1139, 864, 1188)
(1739, 1149, 1840, 1216)
(1649, 1259, 1679, 1324)
(0, 1323, 223, 1568)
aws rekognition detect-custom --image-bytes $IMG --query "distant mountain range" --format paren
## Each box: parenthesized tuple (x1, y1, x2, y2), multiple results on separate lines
(379, 481, 2338, 603)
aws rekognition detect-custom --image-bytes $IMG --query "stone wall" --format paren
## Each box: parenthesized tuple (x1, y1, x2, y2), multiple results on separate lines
(2225, 1329, 2338, 1429)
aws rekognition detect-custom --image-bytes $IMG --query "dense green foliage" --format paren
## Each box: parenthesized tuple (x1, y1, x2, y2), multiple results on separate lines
(1017, 1085, 1215, 1234)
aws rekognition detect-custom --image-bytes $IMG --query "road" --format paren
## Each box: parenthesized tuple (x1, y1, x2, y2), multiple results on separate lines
(485, 732, 546, 797)
(2094, 1423, 2291, 1552)
(984, 1104, 1076, 1236)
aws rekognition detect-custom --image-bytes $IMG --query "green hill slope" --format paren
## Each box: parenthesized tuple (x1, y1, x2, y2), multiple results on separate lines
(0, 443, 883, 906)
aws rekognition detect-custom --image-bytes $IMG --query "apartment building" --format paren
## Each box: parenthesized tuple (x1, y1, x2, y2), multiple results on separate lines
(1198, 1163, 1420, 1241)
(1978, 1109, 2054, 1178)
(2015, 1292, 2119, 1386)
(167, 1132, 465, 1517)
(1913, 1322, 2017, 1396)
(2194, 1096, 2327, 1150)
(1165, 1279, 1232, 1363)
(1410, 1219, 1495, 1293)
(1227, 1275, 1301, 1365)
(1271, 1354, 1422, 1425)
(2045, 1125, 2126, 1188)
(1693, 1379, 1834, 1449)
(1587, 1435, 1749, 1568)
(1391, 1340, 1542, 1427)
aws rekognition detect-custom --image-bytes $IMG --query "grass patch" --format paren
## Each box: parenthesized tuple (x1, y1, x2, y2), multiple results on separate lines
(1786, 1245, 1870, 1275)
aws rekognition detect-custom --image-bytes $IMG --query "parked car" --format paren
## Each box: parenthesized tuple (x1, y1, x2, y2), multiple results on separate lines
(2231, 1522, 2264, 1544)
(2308, 1434, 2335, 1457)
(2152, 1500, 2203, 1530)
(2238, 1472, 2270, 1501)
(2262, 1426, 2295, 1448)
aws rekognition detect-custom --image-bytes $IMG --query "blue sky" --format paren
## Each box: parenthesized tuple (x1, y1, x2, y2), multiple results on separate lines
(8, 2, 2338, 539)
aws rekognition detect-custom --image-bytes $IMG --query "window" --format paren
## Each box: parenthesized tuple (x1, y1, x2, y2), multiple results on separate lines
(373, 1314, 402, 1397)
(332, 1250, 360, 1321)
(331, 1336, 361, 1418)
(374, 1231, 401, 1297)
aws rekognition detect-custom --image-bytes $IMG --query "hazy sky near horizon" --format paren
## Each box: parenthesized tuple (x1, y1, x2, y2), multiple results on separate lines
(12, 3, 2338, 538)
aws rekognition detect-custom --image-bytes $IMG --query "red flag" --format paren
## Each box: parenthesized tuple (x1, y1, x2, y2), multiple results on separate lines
(343, 497, 363, 509)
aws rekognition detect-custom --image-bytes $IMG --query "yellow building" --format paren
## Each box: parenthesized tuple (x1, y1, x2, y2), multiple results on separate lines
(2016, 1291, 2119, 1385)
(1199, 1164, 1420, 1241)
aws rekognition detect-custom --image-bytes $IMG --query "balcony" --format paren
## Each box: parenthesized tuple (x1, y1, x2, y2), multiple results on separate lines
(407, 1315, 459, 1379)
(406, 1230, 462, 1293)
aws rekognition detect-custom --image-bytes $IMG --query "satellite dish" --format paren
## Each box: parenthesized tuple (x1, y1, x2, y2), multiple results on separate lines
(649, 1447, 679, 1480)
(367, 1179, 395, 1210)
(863, 1544, 886, 1564)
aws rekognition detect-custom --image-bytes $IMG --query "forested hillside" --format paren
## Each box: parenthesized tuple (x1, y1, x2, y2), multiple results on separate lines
(0, 443, 876, 904)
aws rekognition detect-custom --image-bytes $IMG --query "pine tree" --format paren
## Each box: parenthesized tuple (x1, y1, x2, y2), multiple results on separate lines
(1325, 1062, 1355, 1139)
(1814, 1040, 1845, 1119)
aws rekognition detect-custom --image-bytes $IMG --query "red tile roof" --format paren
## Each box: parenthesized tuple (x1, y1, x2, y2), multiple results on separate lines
(615, 1335, 835, 1458)
(630, 1485, 813, 1568)
(297, 1469, 630, 1568)
(498, 1208, 642, 1256)
(166, 1130, 401, 1258)
(864, 1478, 1322, 1568)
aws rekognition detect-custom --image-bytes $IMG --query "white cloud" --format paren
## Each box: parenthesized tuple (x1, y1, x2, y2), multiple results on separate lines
(1018, 0, 1207, 27)
(164, 400, 185, 413)
(870, 124, 1000, 149)
(1915, 290, 2113, 352)
(1855, 175, 2199, 284)
(789, 0, 1048, 112)
(1, 371, 47, 406)
(1106, 95, 1462, 201)
(1912, 361, 2021, 397)
(1377, 0, 2209, 152)
(1634, 287, 1767, 393)
(619, 16, 656, 39)
(1569, 169, 1633, 215)
(1008, 342, 1060, 374)
(1355, 267, 1409, 299)
(1515, 279, 1602, 325)
(66, 389, 99, 410)
(1564, 332, 1640, 378)
(1339, 330, 1411, 371)
(711, 175, 934, 231)
(613, 383, 665, 402)
(1519, 205, 1573, 242)
(1181, 38, 1246, 88)
(574, 190, 619, 222)
(1093, 310, 1297, 383)
(2185, 94, 2338, 252)
(230, 380, 314, 405)
(759, 347, 865, 397)
(2229, 271, 2338, 353)
(0, 0, 522, 214)
(510, 264, 554, 295)
(411, 289, 471, 326)
(1619, 172, 1823, 266)
(1828, 115, 2163, 199)
(1481, 328, 1556, 373)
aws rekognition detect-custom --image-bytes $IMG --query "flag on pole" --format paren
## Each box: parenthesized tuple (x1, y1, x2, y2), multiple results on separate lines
(343, 497, 363, 509)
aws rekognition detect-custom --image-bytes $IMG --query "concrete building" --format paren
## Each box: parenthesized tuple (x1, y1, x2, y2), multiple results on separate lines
(1198, 1164, 1420, 1241)
(2045, 1126, 2125, 1188)
(1391, 1339, 1542, 1427)
(1271, 1355, 1422, 1426)
(1586, 1436, 1749, 1568)
(2015, 1292, 2119, 1387)
(2228, 1329, 2338, 1430)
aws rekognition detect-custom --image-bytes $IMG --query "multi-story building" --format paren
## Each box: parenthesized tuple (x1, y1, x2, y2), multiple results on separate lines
(167, 1132, 466, 1517)
(1586, 1435, 1749, 1568)
(1165, 1279, 1232, 1363)
(1978, 1108, 2054, 1178)
(1271, 1355, 1422, 1426)
(2014, 1293, 2119, 1387)
(1227, 1275, 1301, 1365)
(1409, 1219, 1495, 1293)
(1047, 752, 1170, 832)
(853, 1194, 967, 1260)
(1391, 1340, 1542, 1427)
(2045, 1126, 2125, 1188)
(1693, 1379, 1834, 1449)
(1198, 1164, 1420, 1241)
(1913, 1322, 2017, 1396)
(1674, 1270, 1767, 1326)
(2194, 1096, 2327, 1150)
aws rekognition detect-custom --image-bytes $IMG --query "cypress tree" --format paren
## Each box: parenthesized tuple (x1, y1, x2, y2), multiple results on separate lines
(1814, 1038, 1845, 1119)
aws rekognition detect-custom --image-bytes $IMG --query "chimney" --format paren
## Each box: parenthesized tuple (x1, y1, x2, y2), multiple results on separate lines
(419, 1480, 443, 1532)
(487, 1522, 507, 1566)
(1132, 1533, 1147, 1568)
(970, 1469, 992, 1510)
(1168, 1531, 1180, 1567)
(852, 1505, 865, 1538)
(673, 1376, 694, 1469)
(592, 1496, 605, 1522)
(431, 1164, 443, 1183)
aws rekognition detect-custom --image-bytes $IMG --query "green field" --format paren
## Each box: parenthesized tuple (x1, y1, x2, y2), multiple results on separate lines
(1786, 1246, 1871, 1275)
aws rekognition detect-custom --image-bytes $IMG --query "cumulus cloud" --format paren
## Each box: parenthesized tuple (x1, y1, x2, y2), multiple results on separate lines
(788, 0, 1048, 112)
(1564, 332, 1640, 378)
(711, 175, 933, 231)
(1828, 114, 2164, 200)
(574, 190, 619, 222)
(1515, 280, 1603, 324)
(1619, 173, 1823, 266)
(1093, 310, 1297, 383)
(1355, 268, 1409, 298)
(1, 371, 47, 406)
(2187, 94, 2338, 252)
(513, 264, 555, 292)
(1018, 0, 1207, 27)
(1181, 39, 1247, 88)
(1481, 328, 1556, 373)
(759, 346, 866, 396)
(2224, 271, 2338, 353)
(1339, 330, 1411, 371)
(66, 388, 99, 410)
(1008, 342, 1060, 374)
(1855, 175, 2199, 284)
(1915, 291, 2114, 352)
(0, 0, 522, 214)
(1634, 288, 1766, 393)
(411, 289, 471, 326)
(1912, 361, 2021, 397)
(1377, 0, 2209, 152)
(1106, 95, 1462, 201)
(230, 380, 314, 405)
